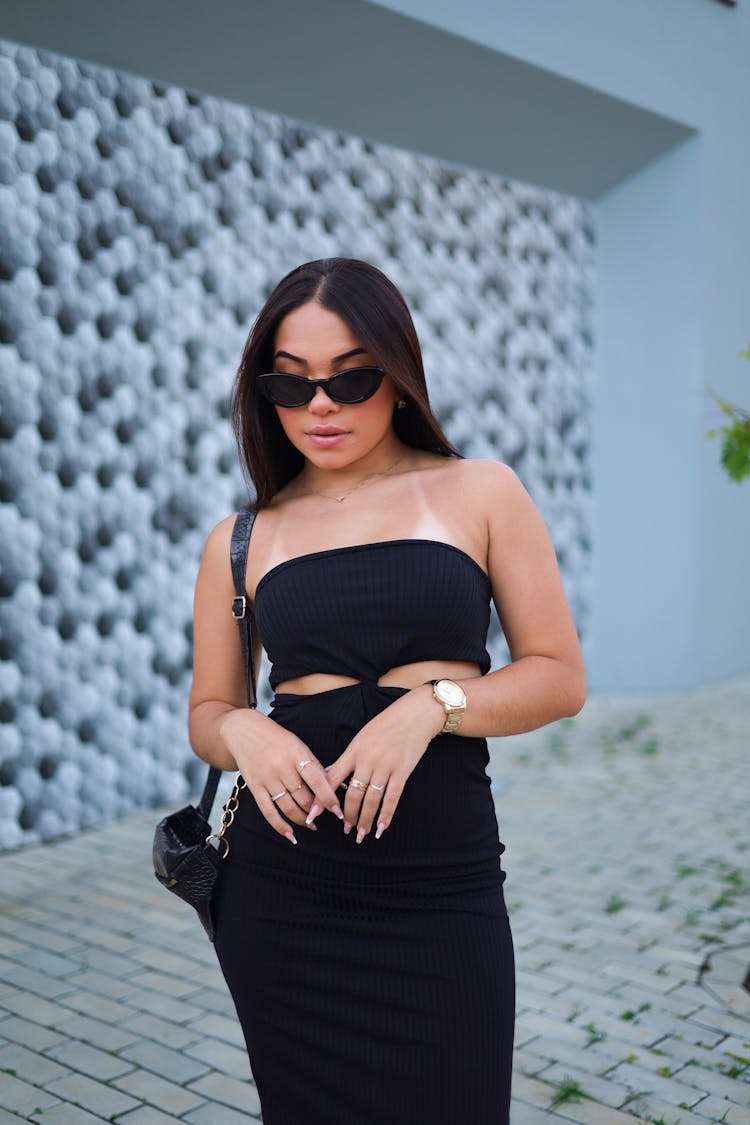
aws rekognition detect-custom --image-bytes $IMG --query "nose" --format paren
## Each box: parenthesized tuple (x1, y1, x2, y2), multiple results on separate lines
(308, 385, 339, 413)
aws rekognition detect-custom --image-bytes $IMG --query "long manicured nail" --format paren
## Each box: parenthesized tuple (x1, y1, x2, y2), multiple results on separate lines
(375, 821, 386, 840)
(306, 803, 321, 826)
(356, 827, 367, 845)
(332, 805, 344, 820)
(285, 831, 297, 845)
(343, 820, 352, 835)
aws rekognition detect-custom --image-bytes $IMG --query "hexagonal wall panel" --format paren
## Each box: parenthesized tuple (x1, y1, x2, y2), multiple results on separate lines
(0, 38, 594, 848)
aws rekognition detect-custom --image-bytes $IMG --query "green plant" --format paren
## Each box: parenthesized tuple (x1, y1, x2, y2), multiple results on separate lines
(616, 714, 652, 741)
(583, 1021, 606, 1046)
(549, 1075, 588, 1107)
(718, 1051, 750, 1079)
(706, 343, 750, 482)
(621, 1086, 653, 1112)
(605, 892, 627, 914)
(621, 1001, 651, 1021)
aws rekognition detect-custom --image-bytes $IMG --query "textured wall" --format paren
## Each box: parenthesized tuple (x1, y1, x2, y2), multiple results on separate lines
(0, 38, 594, 849)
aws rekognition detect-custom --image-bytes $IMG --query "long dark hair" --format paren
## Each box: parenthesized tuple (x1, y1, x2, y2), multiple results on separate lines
(231, 258, 461, 509)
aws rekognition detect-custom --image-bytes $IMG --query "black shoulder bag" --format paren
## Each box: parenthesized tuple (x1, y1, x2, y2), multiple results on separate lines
(152, 507, 258, 941)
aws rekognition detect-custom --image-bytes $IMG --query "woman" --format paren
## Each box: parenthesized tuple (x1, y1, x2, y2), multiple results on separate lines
(188, 258, 586, 1124)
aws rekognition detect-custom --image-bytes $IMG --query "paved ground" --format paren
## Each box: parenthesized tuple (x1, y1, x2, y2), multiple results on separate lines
(1, 674, 748, 1123)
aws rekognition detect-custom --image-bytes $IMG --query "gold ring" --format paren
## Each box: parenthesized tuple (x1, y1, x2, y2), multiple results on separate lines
(349, 778, 369, 791)
(271, 790, 287, 802)
(370, 782, 386, 792)
(297, 759, 312, 771)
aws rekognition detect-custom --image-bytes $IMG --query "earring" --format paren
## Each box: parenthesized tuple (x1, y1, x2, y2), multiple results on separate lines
(396, 399, 406, 410)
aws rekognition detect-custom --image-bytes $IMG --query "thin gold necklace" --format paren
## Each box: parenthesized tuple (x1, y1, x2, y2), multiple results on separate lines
(303, 457, 404, 503)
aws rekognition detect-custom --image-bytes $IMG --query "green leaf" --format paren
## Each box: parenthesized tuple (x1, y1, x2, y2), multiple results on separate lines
(720, 418, 750, 482)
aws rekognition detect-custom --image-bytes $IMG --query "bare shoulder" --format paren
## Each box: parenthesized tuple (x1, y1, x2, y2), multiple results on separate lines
(201, 512, 237, 557)
(197, 511, 246, 585)
(448, 458, 526, 507)
(456, 457, 519, 485)
(455, 460, 545, 554)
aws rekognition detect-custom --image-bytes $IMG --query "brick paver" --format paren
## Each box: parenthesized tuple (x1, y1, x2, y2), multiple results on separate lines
(0, 674, 748, 1122)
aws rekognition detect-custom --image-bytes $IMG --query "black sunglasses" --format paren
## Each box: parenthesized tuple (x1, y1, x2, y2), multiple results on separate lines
(256, 366, 385, 408)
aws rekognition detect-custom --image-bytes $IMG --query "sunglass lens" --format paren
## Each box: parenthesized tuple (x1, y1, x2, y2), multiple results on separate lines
(258, 374, 311, 407)
(329, 367, 384, 403)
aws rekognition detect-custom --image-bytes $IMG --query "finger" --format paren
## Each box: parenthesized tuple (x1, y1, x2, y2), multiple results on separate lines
(355, 780, 387, 838)
(255, 789, 299, 845)
(272, 789, 313, 829)
(343, 775, 371, 836)
(373, 775, 406, 840)
(299, 761, 344, 823)
(286, 780, 314, 815)
(323, 756, 353, 797)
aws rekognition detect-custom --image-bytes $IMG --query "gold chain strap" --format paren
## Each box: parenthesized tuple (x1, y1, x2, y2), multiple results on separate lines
(206, 774, 247, 860)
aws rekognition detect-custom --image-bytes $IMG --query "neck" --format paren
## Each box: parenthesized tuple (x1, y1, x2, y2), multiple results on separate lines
(300, 436, 406, 494)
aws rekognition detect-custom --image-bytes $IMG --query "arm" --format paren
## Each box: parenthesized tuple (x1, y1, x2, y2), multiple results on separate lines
(420, 459, 586, 737)
(187, 514, 343, 839)
(188, 515, 261, 770)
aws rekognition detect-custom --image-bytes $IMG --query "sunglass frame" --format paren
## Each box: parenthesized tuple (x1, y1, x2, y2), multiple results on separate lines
(256, 366, 386, 407)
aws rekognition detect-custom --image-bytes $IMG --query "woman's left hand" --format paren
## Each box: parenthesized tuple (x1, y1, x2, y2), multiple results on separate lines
(322, 685, 445, 843)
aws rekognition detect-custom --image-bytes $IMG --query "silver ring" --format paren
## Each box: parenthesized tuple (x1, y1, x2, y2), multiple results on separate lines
(370, 782, 386, 792)
(297, 759, 312, 771)
(271, 790, 287, 802)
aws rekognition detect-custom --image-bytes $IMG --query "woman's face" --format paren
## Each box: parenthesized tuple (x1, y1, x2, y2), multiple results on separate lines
(268, 301, 399, 470)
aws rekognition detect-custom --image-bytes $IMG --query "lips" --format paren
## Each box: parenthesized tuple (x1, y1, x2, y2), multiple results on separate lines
(306, 426, 350, 447)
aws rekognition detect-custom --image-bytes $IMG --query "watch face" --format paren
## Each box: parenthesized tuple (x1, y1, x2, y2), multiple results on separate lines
(435, 680, 465, 706)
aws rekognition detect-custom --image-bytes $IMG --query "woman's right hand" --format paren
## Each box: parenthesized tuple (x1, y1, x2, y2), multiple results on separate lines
(217, 707, 344, 843)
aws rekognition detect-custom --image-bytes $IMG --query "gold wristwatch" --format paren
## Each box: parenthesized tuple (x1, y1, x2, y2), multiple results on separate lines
(428, 679, 467, 734)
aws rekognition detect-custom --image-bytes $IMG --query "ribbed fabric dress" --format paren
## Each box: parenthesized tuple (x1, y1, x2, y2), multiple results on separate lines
(212, 539, 515, 1124)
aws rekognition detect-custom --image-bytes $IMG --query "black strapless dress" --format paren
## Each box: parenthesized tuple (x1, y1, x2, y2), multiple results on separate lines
(212, 540, 515, 1124)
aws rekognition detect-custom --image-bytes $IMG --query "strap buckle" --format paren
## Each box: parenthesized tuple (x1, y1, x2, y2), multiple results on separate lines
(231, 595, 246, 620)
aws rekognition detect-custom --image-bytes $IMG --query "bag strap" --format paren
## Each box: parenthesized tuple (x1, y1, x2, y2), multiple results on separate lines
(229, 505, 258, 710)
(196, 764, 222, 822)
(195, 505, 259, 822)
